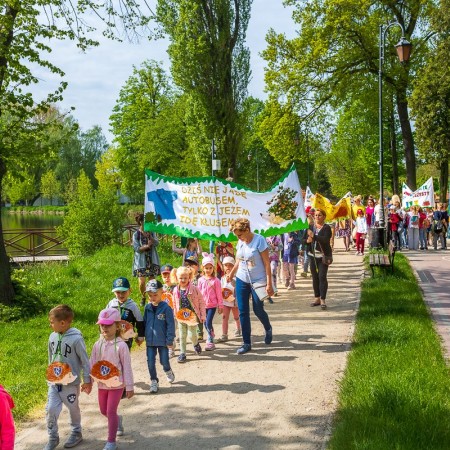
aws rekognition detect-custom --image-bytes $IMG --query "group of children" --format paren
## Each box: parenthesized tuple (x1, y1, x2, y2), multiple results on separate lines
(44, 251, 242, 450)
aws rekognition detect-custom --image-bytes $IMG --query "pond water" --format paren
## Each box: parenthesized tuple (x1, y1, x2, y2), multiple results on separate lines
(1, 209, 64, 230)
(1, 209, 65, 257)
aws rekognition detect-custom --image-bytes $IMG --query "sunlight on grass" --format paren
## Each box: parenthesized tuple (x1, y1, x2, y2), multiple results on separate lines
(329, 253, 450, 449)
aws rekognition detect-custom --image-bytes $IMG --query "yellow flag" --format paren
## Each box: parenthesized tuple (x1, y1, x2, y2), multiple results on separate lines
(312, 193, 351, 221)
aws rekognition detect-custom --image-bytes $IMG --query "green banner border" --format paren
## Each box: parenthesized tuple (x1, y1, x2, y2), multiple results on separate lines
(143, 164, 307, 241)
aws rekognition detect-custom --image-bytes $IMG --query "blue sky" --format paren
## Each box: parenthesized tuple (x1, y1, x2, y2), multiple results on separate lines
(31, 1, 297, 142)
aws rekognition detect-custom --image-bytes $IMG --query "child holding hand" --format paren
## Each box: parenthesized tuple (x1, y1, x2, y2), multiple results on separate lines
(197, 253, 223, 350)
(218, 256, 241, 342)
(90, 308, 134, 450)
(143, 279, 176, 393)
(171, 266, 206, 363)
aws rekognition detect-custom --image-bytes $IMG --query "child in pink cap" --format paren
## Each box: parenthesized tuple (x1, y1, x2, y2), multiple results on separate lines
(197, 253, 223, 350)
(90, 308, 134, 450)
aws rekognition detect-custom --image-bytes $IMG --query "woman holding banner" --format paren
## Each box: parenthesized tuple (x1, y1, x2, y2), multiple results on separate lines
(304, 209, 333, 310)
(227, 218, 273, 355)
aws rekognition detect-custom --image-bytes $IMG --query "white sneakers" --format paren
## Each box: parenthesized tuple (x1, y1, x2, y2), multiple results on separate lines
(149, 380, 159, 393)
(165, 370, 175, 383)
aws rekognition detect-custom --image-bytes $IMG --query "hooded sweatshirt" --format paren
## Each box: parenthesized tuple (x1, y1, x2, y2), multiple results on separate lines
(106, 297, 145, 337)
(48, 327, 91, 386)
(0, 385, 15, 450)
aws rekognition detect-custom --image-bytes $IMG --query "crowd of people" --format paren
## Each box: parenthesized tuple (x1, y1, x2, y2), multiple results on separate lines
(7, 198, 446, 450)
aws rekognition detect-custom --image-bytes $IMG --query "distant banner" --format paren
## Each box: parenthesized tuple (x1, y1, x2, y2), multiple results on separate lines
(312, 193, 351, 222)
(402, 177, 435, 208)
(304, 186, 314, 207)
(144, 165, 307, 241)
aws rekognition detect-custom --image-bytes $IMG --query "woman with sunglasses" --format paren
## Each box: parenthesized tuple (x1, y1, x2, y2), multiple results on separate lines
(227, 218, 273, 355)
(303, 209, 332, 310)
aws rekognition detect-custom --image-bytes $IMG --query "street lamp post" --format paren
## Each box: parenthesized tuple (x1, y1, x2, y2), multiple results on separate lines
(377, 22, 411, 245)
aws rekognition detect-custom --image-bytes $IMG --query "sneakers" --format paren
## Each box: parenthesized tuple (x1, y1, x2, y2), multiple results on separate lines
(149, 379, 159, 393)
(168, 348, 175, 358)
(117, 415, 124, 436)
(165, 369, 175, 383)
(300, 271, 308, 278)
(205, 342, 215, 351)
(177, 353, 187, 363)
(234, 329, 241, 337)
(236, 344, 252, 355)
(64, 432, 82, 448)
(193, 343, 202, 355)
(197, 334, 204, 342)
(103, 443, 117, 450)
(44, 437, 60, 450)
(265, 327, 273, 345)
(287, 285, 296, 290)
(268, 297, 274, 304)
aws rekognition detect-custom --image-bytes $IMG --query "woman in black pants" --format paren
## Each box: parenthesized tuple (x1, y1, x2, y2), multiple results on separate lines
(303, 208, 332, 310)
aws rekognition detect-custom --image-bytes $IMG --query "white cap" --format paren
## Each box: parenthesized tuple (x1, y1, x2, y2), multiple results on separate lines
(222, 256, 236, 266)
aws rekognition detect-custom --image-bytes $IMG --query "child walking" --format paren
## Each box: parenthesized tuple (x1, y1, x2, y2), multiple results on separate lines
(106, 277, 145, 349)
(171, 266, 206, 363)
(354, 209, 368, 256)
(45, 305, 92, 450)
(90, 308, 134, 450)
(197, 253, 223, 350)
(143, 279, 176, 393)
(218, 256, 241, 342)
(172, 236, 202, 262)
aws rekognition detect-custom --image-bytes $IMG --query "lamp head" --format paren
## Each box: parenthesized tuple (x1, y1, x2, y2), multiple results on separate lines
(395, 37, 412, 63)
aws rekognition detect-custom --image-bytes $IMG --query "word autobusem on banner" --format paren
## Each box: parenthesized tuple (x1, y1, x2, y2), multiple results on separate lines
(144, 165, 307, 241)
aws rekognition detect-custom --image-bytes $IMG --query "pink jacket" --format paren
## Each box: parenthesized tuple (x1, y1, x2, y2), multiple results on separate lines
(197, 276, 223, 308)
(173, 283, 206, 322)
(90, 337, 134, 392)
(0, 385, 15, 450)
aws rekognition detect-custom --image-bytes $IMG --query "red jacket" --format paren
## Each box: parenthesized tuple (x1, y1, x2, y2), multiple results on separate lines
(0, 385, 15, 450)
(388, 212, 401, 232)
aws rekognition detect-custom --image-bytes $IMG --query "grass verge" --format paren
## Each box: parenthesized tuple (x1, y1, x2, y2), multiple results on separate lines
(0, 241, 181, 422)
(329, 253, 450, 449)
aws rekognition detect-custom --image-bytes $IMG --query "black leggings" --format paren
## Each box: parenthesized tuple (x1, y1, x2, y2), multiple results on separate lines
(311, 257, 329, 300)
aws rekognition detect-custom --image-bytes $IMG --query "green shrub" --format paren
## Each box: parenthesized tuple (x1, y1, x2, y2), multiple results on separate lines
(58, 172, 125, 256)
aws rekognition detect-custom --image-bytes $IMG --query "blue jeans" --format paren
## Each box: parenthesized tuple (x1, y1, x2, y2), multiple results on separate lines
(235, 277, 272, 345)
(146, 346, 171, 381)
(205, 307, 216, 342)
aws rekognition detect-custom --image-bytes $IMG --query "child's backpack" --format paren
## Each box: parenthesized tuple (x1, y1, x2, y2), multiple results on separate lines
(433, 219, 443, 233)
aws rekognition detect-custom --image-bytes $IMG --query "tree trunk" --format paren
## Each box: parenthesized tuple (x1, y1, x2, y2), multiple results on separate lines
(396, 91, 416, 191)
(389, 97, 399, 195)
(0, 156, 15, 305)
(439, 157, 449, 203)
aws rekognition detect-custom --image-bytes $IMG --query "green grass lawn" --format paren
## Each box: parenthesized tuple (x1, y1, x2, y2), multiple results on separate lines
(329, 253, 450, 449)
(0, 239, 182, 422)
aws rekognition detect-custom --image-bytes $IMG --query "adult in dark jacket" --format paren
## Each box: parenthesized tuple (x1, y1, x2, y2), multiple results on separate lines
(303, 208, 333, 310)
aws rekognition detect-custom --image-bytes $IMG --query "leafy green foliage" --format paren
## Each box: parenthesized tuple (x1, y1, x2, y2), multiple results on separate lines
(58, 172, 125, 257)
(40, 170, 61, 205)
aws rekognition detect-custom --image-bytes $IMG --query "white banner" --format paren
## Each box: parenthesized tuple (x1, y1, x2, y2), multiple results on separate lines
(144, 165, 307, 241)
(304, 186, 314, 207)
(402, 177, 435, 209)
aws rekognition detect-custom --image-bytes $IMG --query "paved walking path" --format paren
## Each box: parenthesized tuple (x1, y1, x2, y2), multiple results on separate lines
(403, 242, 450, 359)
(16, 241, 363, 450)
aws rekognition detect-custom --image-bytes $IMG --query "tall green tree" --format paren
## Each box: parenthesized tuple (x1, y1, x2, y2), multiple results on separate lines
(263, 0, 437, 192)
(40, 170, 61, 205)
(0, 0, 150, 304)
(410, 1, 450, 201)
(154, 0, 252, 176)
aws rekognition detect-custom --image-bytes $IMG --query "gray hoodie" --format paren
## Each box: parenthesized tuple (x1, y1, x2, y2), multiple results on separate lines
(48, 327, 91, 386)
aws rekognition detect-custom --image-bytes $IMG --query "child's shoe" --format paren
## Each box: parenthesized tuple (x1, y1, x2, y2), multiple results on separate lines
(116, 415, 124, 436)
(103, 443, 117, 450)
(149, 380, 159, 393)
(300, 271, 308, 278)
(205, 341, 215, 351)
(197, 334, 204, 342)
(165, 369, 175, 383)
(64, 432, 83, 448)
(44, 437, 60, 450)
(193, 343, 202, 355)
(169, 348, 175, 358)
(177, 353, 187, 363)
(234, 329, 241, 337)
(216, 334, 228, 342)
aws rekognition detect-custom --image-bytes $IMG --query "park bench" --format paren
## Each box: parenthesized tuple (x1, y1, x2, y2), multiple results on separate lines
(369, 240, 396, 276)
